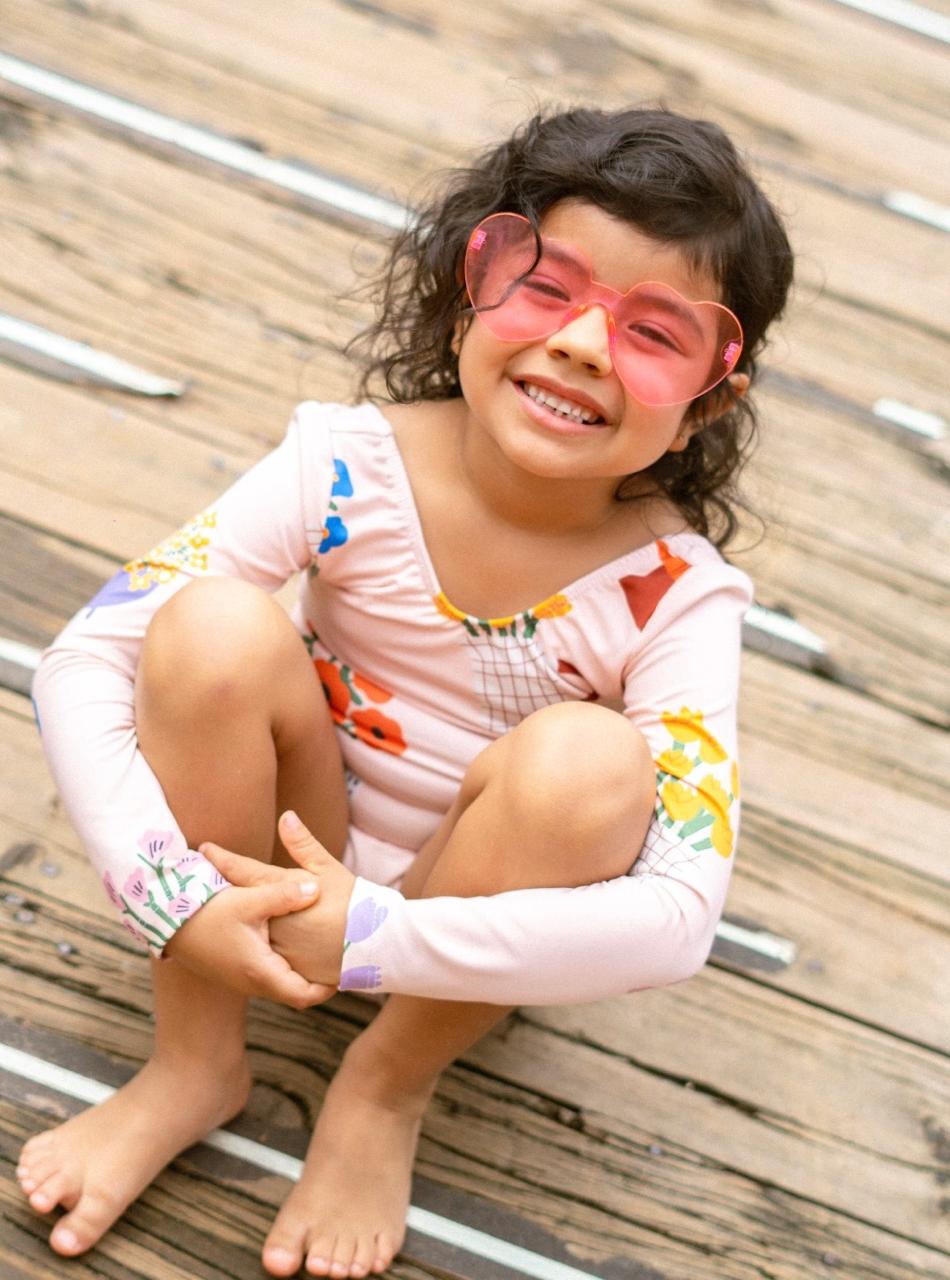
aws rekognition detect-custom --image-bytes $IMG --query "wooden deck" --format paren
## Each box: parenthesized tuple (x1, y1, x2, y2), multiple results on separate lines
(0, 1, 948, 1276)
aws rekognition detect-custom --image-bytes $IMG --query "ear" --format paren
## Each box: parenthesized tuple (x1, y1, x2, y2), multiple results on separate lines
(672, 371, 750, 449)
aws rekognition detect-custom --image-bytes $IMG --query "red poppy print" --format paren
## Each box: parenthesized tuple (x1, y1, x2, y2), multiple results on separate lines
(620, 539, 693, 630)
(351, 708, 407, 756)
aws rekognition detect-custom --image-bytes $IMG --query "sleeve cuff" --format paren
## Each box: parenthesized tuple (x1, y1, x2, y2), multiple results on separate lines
(100, 830, 232, 955)
(337, 876, 405, 992)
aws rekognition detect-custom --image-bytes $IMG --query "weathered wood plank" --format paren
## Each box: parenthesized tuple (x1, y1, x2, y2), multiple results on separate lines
(6, 0, 948, 206)
(2, 688, 948, 1267)
(0, 1094, 445, 1280)
(2, 904, 948, 1280)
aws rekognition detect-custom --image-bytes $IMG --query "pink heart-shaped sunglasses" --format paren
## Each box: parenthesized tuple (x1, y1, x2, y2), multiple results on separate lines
(464, 212, 743, 407)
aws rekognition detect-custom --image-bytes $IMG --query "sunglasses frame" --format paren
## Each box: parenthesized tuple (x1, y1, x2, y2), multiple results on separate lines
(464, 212, 744, 408)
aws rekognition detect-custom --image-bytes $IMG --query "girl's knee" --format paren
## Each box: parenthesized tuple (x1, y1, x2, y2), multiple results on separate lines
(139, 578, 302, 715)
(492, 703, 655, 837)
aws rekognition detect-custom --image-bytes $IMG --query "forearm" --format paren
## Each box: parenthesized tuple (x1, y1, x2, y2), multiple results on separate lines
(337, 869, 725, 1005)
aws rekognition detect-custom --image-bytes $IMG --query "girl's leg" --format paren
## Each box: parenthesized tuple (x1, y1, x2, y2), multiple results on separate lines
(18, 578, 348, 1256)
(263, 702, 656, 1279)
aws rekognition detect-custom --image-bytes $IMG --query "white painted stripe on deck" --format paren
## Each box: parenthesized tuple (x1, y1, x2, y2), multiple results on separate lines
(0, 54, 409, 232)
(0, 639, 42, 671)
(715, 920, 798, 966)
(827, 0, 950, 42)
(872, 398, 947, 439)
(0, 1042, 603, 1280)
(882, 191, 950, 233)
(0, 313, 186, 397)
(743, 605, 828, 657)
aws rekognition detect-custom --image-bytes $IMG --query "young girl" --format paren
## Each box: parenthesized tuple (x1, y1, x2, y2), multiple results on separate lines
(20, 107, 793, 1277)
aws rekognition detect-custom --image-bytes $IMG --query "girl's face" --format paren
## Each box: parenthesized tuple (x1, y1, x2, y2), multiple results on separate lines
(456, 199, 741, 493)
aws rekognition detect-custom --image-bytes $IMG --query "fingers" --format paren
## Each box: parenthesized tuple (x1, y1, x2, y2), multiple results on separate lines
(252, 952, 337, 1009)
(277, 810, 335, 873)
(198, 841, 276, 887)
(241, 876, 320, 922)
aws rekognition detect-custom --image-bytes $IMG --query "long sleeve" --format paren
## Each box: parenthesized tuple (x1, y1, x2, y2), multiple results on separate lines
(337, 560, 752, 1005)
(32, 404, 336, 953)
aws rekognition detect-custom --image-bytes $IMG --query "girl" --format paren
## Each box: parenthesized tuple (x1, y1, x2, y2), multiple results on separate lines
(20, 107, 793, 1277)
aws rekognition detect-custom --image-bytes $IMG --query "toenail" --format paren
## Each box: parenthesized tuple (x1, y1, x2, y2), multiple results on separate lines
(54, 1229, 79, 1252)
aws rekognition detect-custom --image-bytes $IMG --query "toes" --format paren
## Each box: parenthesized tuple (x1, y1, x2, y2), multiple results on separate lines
(18, 1148, 59, 1195)
(262, 1218, 307, 1277)
(50, 1188, 120, 1257)
(371, 1231, 399, 1274)
(304, 1235, 337, 1275)
(349, 1238, 374, 1279)
(29, 1169, 76, 1215)
(327, 1237, 356, 1279)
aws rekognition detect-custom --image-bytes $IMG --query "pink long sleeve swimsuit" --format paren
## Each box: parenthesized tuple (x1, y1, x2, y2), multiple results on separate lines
(33, 402, 753, 1005)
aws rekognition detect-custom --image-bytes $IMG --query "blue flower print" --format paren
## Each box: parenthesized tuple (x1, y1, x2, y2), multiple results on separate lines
(319, 516, 349, 553)
(316, 457, 354, 557)
(331, 459, 353, 498)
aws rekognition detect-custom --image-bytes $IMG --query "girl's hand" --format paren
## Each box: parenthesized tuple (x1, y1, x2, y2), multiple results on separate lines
(162, 855, 337, 1008)
(271, 811, 356, 987)
(202, 812, 356, 989)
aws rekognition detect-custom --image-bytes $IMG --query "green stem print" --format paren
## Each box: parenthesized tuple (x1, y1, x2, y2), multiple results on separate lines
(118, 896, 167, 944)
(145, 892, 177, 931)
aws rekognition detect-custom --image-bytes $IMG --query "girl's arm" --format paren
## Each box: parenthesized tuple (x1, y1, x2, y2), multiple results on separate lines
(330, 567, 750, 1005)
(31, 404, 336, 965)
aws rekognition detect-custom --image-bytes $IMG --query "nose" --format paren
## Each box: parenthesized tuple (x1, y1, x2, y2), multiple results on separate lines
(544, 305, 614, 377)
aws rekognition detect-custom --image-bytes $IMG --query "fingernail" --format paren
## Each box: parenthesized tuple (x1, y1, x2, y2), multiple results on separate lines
(299, 881, 317, 897)
(283, 810, 302, 831)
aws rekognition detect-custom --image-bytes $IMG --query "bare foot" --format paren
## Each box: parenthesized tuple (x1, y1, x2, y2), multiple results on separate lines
(262, 1044, 429, 1278)
(17, 1055, 251, 1256)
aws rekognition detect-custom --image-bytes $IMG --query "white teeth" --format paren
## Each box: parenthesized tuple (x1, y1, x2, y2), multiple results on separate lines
(522, 382, 599, 423)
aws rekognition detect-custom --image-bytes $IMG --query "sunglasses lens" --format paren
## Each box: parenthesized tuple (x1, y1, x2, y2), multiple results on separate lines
(465, 215, 743, 406)
(612, 286, 744, 406)
(466, 215, 578, 341)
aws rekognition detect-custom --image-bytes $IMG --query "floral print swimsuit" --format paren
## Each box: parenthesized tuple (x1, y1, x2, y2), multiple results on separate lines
(33, 402, 752, 1005)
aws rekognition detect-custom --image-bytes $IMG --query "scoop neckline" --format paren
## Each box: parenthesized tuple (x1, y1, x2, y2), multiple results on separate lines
(366, 401, 708, 626)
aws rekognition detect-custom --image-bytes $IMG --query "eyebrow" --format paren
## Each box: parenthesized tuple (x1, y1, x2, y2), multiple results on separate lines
(538, 237, 708, 342)
(636, 290, 706, 342)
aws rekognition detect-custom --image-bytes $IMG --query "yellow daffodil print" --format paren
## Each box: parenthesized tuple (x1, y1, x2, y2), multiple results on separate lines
(654, 707, 738, 859)
(655, 748, 693, 779)
(661, 707, 728, 763)
(532, 593, 573, 621)
(432, 591, 573, 640)
(85, 511, 218, 614)
(660, 780, 703, 822)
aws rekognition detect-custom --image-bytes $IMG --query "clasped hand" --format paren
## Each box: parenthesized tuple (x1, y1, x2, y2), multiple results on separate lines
(162, 811, 355, 1009)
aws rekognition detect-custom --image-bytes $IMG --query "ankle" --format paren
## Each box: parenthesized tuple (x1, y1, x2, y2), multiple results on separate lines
(149, 1045, 250, 1092)
(341, 1035, 437, 1113)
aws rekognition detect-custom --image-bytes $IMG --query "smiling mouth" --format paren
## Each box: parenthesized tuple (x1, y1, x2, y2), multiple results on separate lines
(517, 381, 606, 425)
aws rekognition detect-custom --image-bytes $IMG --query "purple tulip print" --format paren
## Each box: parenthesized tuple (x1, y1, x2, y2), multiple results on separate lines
(85, 570, 159, 616)
(344, 897, 389, 947)
(102, 871, 122, 908)
(168, 893, 196, 917)
(339, 965, 382, 991)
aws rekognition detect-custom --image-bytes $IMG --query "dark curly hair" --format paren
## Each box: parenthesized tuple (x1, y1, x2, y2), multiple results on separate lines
(346, 106, 794, 548)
